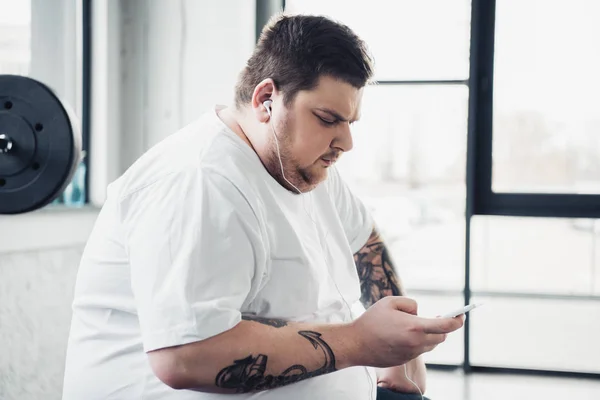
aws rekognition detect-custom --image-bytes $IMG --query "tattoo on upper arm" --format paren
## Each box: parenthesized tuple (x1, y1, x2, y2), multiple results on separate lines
(242, 315, 288, 328)
(215, 330, 336, 393)
(354, 229, 403, 308)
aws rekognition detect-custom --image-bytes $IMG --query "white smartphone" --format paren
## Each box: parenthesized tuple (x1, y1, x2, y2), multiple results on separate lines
(441, 303, 482, 318)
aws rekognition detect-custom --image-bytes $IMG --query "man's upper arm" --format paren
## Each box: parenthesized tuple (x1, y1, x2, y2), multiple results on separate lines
(353, 228, 404, 308)
(119, 168, 266, 352)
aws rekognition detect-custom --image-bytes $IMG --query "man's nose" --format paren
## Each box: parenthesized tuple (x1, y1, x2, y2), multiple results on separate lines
(334, 123, 353, 153)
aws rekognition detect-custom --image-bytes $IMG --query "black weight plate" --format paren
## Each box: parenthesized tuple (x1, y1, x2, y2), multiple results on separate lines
(0, 75, 82, 214)
(0, 111, 36, 175)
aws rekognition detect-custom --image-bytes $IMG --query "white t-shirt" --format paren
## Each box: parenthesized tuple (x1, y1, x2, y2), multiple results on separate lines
(62, 106, 376, 400)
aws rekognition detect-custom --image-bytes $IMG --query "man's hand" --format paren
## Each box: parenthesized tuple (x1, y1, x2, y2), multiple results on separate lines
(349, 296, 464, 368)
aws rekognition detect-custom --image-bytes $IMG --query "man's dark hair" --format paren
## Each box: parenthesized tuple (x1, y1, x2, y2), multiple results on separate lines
(234, 14, 374, 108)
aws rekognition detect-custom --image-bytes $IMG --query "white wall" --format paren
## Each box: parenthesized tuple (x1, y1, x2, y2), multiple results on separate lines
(0, 247, 83, 400)
(111, 0, 256, 193)
(0, 1, 255, 398)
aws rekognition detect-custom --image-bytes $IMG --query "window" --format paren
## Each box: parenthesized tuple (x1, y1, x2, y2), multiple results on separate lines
(492, 0, 600, 195)
(469, 0, 600, 376)
(469, 216, 600, 373)
(0, 0, 89, 208)
(470, 296, 600, 373)
(285, 0, 472, 365)
(471, 216, 599, 296)
(343, 85, 469, 292)
(284, 0, 600, 377)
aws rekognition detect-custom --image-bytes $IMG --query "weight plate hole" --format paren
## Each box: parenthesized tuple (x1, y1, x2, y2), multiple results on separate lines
(35, 123, 44, 132)
(32, 162, 40, 170)
(4, 101, 12, 110)
(0, 178, 5, 186)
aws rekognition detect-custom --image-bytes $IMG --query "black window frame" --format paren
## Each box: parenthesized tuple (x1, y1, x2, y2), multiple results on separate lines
(465, 0, 600, 379)
(469, 0, 600, 220)
(81, 0, 92, 204)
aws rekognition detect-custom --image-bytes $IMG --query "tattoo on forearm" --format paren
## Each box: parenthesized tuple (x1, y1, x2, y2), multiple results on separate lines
(354, 229, 403, 308)
(215, 330, 336, 393)
(242, 315, 288, 328)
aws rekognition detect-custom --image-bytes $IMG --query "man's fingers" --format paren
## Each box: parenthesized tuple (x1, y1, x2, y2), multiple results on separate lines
(424, 333, 448, 346)
(386, 296, 418, 315)
(423, 343, 440, 353)
(421, 315, 464, 334)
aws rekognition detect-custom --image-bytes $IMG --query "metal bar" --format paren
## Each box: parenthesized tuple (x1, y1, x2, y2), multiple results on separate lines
(425, 364, 462, 372)
(81, 0, 92, 204)
(468, 365, 600, 380)
(373, 80, 468, 86)
(407, 289, 464, 297)
(470, 0, 496, 217)
(426, 364, 600, 380)
(471, 290, 600, 302)
(255, 0, 284, 43)
(408, 288, 600, 302)
(478, 192, 600, 218)
(465, 0, 496, 373)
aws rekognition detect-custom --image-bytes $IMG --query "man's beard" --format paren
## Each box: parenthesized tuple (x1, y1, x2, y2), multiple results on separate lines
(263, 125, 319, 194)
(265, 141, 317, 194)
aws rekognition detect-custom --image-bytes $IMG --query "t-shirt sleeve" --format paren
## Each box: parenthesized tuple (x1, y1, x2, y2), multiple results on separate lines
(327, 166, 374, 254)
(119, 168, 266, 352)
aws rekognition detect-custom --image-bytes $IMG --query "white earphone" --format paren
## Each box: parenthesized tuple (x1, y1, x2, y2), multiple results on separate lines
(263, 100, 273, 116)
(259, 100, 387, 399)
(260, 99, 423, 400)
(262, 99, 305, 196)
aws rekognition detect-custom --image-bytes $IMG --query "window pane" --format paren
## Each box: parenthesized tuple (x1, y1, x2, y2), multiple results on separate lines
(595, 227, 600, 295)
(471, 216, 597, 295)
(284, 0, 471, 81)
(408, 294, 464, 365)
(338, 84, 468, 290)
(492, 0, 600, 194)
(0, 0, 86, 206)
(471, 296, 600, 373)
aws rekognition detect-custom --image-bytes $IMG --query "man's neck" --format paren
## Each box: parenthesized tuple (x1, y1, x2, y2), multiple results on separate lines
(217, 107, 255, 149)
(216, 106, 312, 194)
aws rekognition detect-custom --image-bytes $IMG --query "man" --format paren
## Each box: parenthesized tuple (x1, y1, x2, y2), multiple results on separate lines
(62, 14, 463, 400)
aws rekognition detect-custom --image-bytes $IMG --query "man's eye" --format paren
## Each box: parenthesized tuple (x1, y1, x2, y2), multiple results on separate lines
(318, 116, 337, 126)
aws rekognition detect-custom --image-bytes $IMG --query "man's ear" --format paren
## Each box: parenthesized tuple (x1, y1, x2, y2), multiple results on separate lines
(251, 78, 277, 123)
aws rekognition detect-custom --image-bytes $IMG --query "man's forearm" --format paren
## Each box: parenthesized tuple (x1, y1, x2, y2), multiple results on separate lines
(407, 356, 427, 391)
(354, 228, 404, 308)
(148, 317, 358, 394)
(355, 229, 429, 393)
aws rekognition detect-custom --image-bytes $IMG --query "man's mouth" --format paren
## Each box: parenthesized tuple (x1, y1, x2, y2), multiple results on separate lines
(320, 157, 336, 166)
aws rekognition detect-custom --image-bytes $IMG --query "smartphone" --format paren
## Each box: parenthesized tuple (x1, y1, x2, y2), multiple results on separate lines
(441, 303, 482, 318)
